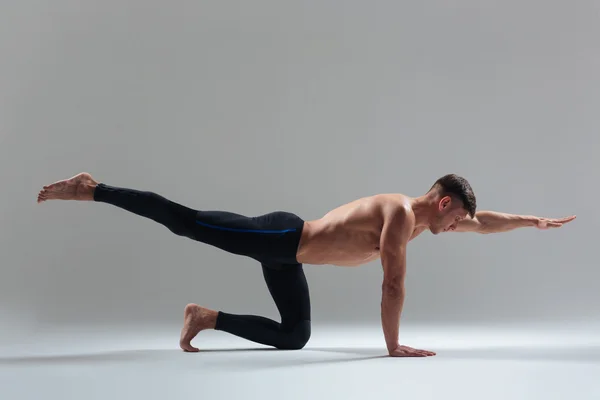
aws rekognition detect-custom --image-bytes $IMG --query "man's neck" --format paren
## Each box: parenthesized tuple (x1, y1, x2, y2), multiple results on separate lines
(409, 194, 437, 229)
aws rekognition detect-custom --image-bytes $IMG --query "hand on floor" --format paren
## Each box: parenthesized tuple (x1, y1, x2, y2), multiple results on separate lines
(389, 345, 436, 357)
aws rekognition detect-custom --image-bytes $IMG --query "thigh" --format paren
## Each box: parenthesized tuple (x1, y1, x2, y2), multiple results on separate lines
(193, 210, 304, 265)
(261, 263, 311, 329)
(192, 210, 260, 257)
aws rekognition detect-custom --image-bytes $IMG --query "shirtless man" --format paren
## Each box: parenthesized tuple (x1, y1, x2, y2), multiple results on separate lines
(37, 172, 575, 357)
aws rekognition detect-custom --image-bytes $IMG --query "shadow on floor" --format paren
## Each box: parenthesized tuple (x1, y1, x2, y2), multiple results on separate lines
(0, 347, 385, 369)
(1, 345, 598, 368)
(0, 349, 182, 365)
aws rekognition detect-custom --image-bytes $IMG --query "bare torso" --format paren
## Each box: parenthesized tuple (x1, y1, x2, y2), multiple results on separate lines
(296, 194, 425, 266)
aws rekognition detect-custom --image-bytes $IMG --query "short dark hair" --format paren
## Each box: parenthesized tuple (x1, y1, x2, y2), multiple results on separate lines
(429, 174, 477, 218)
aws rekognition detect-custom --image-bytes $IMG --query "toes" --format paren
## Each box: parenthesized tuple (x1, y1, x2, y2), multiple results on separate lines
(180, 342, 199, 352)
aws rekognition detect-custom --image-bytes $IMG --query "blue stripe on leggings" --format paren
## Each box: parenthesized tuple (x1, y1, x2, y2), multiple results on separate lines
(195, 220, 296, 234)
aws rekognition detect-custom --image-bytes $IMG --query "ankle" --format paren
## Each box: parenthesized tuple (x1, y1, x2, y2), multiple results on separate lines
(82, 183, 98, 200)
(205, 309, 218, 329)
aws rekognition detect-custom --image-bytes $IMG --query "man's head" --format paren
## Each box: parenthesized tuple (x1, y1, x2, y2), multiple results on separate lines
(426, 174, 476, 234)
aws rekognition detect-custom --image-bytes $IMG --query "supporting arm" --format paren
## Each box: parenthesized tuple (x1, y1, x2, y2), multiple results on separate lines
(380, 251, 407, 353)
(379, 205, 413, 353)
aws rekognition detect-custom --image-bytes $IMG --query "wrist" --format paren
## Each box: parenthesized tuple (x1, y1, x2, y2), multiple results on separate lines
(526, 215, 539, 227)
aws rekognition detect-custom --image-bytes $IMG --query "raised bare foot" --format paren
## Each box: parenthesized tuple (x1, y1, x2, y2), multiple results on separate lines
(179, 303, 217, 352)
(37, 172, 98, 203)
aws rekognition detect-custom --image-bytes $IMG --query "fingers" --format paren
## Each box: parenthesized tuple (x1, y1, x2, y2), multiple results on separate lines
(417, 349, 436, 356)
(557, 215, 576, 223)
(401, 352, 425, 357)
(551, 215, 576, 223)
(541, 215, 576, 228)
(393, 346, 436, 357)
(406, 351, 433, 357)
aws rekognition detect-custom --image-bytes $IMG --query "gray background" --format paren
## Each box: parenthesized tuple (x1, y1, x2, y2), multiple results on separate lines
(1, 0, 597, 340)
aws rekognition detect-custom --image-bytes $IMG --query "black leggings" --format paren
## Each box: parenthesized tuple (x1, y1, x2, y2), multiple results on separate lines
(93, 183, 311, 350)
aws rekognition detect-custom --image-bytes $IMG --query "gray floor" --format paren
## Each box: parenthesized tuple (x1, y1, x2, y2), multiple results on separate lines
(1, 323, 598, 400)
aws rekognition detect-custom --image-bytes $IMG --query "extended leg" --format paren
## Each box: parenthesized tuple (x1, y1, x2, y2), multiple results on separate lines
(179, 263, 311, 351)
(38, 173, 304, 262)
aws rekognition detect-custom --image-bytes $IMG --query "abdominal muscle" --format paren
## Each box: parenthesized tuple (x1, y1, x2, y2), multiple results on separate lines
(296, 194, 406, 267)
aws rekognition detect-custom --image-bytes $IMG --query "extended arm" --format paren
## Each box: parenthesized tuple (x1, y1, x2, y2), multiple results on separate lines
(455, 211, 576, 234)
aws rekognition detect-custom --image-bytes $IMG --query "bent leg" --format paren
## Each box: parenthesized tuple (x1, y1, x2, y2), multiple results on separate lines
(213, 263, 312, 350)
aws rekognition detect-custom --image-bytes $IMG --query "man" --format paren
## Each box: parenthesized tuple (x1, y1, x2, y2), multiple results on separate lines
(37, 172, 575, 357)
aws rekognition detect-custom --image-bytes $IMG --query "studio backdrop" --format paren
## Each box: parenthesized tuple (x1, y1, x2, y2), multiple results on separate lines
(0, 0, 597, 339)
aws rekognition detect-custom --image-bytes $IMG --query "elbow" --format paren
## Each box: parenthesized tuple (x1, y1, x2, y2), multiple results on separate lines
(477, 222, 492, 234)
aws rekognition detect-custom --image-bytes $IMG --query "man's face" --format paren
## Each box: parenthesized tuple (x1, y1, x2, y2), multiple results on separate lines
(430, 197, 468, 234)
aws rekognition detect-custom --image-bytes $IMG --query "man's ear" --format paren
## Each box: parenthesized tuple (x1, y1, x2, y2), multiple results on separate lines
(439, 196, 451, 211)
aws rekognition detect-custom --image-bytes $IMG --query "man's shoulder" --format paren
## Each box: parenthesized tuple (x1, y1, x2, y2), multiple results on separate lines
(372, 193, 413, 215)
(371, 194, 415, 231)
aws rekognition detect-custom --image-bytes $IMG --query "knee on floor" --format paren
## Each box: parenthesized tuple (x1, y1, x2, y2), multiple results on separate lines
(277, 320, 311, 350)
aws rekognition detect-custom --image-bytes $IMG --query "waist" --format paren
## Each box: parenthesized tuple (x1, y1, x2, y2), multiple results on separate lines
(296, 221, 380, 266)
